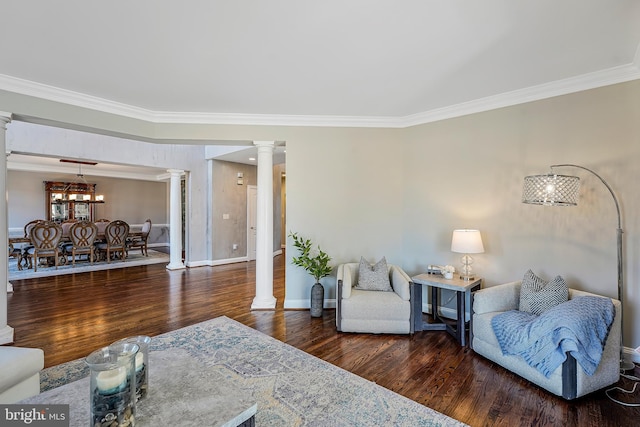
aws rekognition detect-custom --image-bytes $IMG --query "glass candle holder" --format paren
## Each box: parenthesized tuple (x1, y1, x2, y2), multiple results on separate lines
(86, 342, 139, 427)
(114, 335, 151, 401)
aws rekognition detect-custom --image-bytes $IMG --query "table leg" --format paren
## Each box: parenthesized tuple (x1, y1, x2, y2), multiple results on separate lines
(431, 285, 439, 320)
(456, 290, 465, 346)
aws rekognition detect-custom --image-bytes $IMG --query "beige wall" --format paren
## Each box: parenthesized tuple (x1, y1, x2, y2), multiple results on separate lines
(1, 80, 638, 352)
(211, 160, 283, 260)
(286, 80, 640, 349)
(211, 160, 257, 260)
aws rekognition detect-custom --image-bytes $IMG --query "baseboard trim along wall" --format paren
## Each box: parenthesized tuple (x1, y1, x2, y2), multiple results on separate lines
(284, 298, 337, 310)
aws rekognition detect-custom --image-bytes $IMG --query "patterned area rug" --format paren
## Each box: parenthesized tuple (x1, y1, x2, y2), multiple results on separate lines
(39, 316, 467, 426)
(8, 249, 169, 281)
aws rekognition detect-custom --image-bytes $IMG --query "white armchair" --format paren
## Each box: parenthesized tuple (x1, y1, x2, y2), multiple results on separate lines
(336, 262, 413, 334)
(471, 281, 621, 399)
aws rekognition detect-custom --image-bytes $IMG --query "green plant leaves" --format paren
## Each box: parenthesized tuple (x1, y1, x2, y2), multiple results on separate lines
(289, 231, 332, 282)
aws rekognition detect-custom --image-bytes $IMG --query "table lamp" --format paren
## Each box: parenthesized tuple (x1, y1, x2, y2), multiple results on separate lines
(451, 229, 484, 280)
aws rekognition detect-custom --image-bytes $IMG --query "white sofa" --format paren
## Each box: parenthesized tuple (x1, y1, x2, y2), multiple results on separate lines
(471, 281, 621, 399)
(336, 262, 413, 334)
(0, 346, 44, 403)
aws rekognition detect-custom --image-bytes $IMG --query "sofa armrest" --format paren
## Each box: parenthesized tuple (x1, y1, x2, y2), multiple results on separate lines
(390, 265, 411, 301)
(473, 280, 522, 315)
(336, 263, 358, 299)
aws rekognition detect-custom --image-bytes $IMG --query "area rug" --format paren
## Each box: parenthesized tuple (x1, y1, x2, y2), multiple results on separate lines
(38, 316, 467, 426)
(8, 249, 169, 281)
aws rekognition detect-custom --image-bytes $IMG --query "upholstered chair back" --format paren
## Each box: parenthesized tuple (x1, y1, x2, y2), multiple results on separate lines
(29, 221, 63, 251)
(104, 220, 130, 247)
(69, 221, 98, 248)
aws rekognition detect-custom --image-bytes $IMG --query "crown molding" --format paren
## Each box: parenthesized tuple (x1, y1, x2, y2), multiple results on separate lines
(399, 61, 640, 128)
(1, 59, 639, 129)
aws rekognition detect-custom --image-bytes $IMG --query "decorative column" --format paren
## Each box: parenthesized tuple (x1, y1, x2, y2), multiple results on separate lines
(166, 169, 186, 270)
(0, 112, 14, 344)
(251, 141, 276, 310)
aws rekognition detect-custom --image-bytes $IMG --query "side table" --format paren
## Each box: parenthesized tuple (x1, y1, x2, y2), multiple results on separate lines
(411, 273, 482, 346)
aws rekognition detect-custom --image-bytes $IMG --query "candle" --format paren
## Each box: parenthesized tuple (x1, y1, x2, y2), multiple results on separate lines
(135, 351, 144, 372)
(96, 367, 127, 394)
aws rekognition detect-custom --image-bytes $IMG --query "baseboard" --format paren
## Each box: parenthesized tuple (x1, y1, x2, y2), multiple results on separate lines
(624, 346, 640, 364)
(206, 249, 282, 267)
(208, 257, 248, 266)
(284, 298, 336, 310)
(421, 303, 471, 322)
(186, 259, 216, 268)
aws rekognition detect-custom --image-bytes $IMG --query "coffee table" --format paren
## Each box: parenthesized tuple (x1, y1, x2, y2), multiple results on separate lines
(411, 273, 482, 346)
(22, 348, 256, 427)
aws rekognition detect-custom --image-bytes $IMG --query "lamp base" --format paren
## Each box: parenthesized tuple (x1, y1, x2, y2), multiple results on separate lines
(459, 274, 474, 281)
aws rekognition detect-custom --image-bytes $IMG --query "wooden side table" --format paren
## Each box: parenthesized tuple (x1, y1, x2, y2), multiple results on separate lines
(411, 273, 482, 346)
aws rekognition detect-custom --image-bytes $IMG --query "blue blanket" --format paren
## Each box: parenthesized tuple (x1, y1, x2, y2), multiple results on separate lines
(491, 296, 614, 378)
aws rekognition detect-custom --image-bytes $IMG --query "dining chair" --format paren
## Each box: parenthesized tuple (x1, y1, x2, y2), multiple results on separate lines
(128, 219, 152, 256)
(63, 220, 99, 266)
(94, 219, 110, 241)
(60, 219, 78, 239)
(95, 220, 129, 263)
(25, 221, 63, 272)
(8, 243, 24, 271)
(21, 219, 45, 268)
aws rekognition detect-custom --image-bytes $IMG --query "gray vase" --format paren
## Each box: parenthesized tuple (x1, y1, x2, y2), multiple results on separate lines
(310, 282, 324, 317)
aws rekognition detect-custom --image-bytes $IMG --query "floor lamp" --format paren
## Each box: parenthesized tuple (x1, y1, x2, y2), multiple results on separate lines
(522, 163, 634, 372)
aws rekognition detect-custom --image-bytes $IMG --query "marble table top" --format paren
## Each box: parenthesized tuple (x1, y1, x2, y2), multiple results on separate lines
(23, 347, 257, 427)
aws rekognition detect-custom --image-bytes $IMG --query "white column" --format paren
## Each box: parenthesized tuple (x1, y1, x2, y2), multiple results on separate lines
(0, 112, 14, 344)
(251, 141, 276, 310)
(166, 169, 186, 270)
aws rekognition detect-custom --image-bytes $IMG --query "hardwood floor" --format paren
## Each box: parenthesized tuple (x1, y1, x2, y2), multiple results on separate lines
(6, 254, 640, 426)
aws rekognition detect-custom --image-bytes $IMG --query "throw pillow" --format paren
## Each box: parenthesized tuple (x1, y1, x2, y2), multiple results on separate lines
(519, 269, 569, 315)
(355, 256, 393, 292)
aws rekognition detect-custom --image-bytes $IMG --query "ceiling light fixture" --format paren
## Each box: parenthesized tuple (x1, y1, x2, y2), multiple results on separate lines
(58, 159, 105, 203)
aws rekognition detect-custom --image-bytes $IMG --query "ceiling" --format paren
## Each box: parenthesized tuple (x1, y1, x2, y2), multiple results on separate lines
(1, 1, 639, 127)
(2, 2, 640, 176)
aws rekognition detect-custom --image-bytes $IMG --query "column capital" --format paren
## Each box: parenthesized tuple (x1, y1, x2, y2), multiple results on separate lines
(0, 112, 12, 129)
(167, 169, 185, 176)
(253, 140, 275, 150)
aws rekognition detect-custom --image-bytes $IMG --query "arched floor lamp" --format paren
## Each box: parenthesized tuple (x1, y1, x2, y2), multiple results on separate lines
(522, 163, 634, 372)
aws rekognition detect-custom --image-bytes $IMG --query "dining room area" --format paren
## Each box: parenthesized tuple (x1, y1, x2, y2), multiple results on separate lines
(6, 157, 171, 280)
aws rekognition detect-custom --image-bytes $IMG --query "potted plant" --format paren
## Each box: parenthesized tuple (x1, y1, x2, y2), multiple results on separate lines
(289, 231, 332, 317)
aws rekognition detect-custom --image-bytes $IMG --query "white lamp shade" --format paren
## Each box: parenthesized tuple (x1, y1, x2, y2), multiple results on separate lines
(451, 229, 484, 254)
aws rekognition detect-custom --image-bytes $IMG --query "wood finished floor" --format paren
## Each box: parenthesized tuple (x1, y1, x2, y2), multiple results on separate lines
(6, 254, 640, 427)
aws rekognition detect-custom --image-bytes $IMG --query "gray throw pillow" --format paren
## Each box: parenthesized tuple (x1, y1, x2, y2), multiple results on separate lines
(355, 257, 393, 292)
(519, 269, 569, 315)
